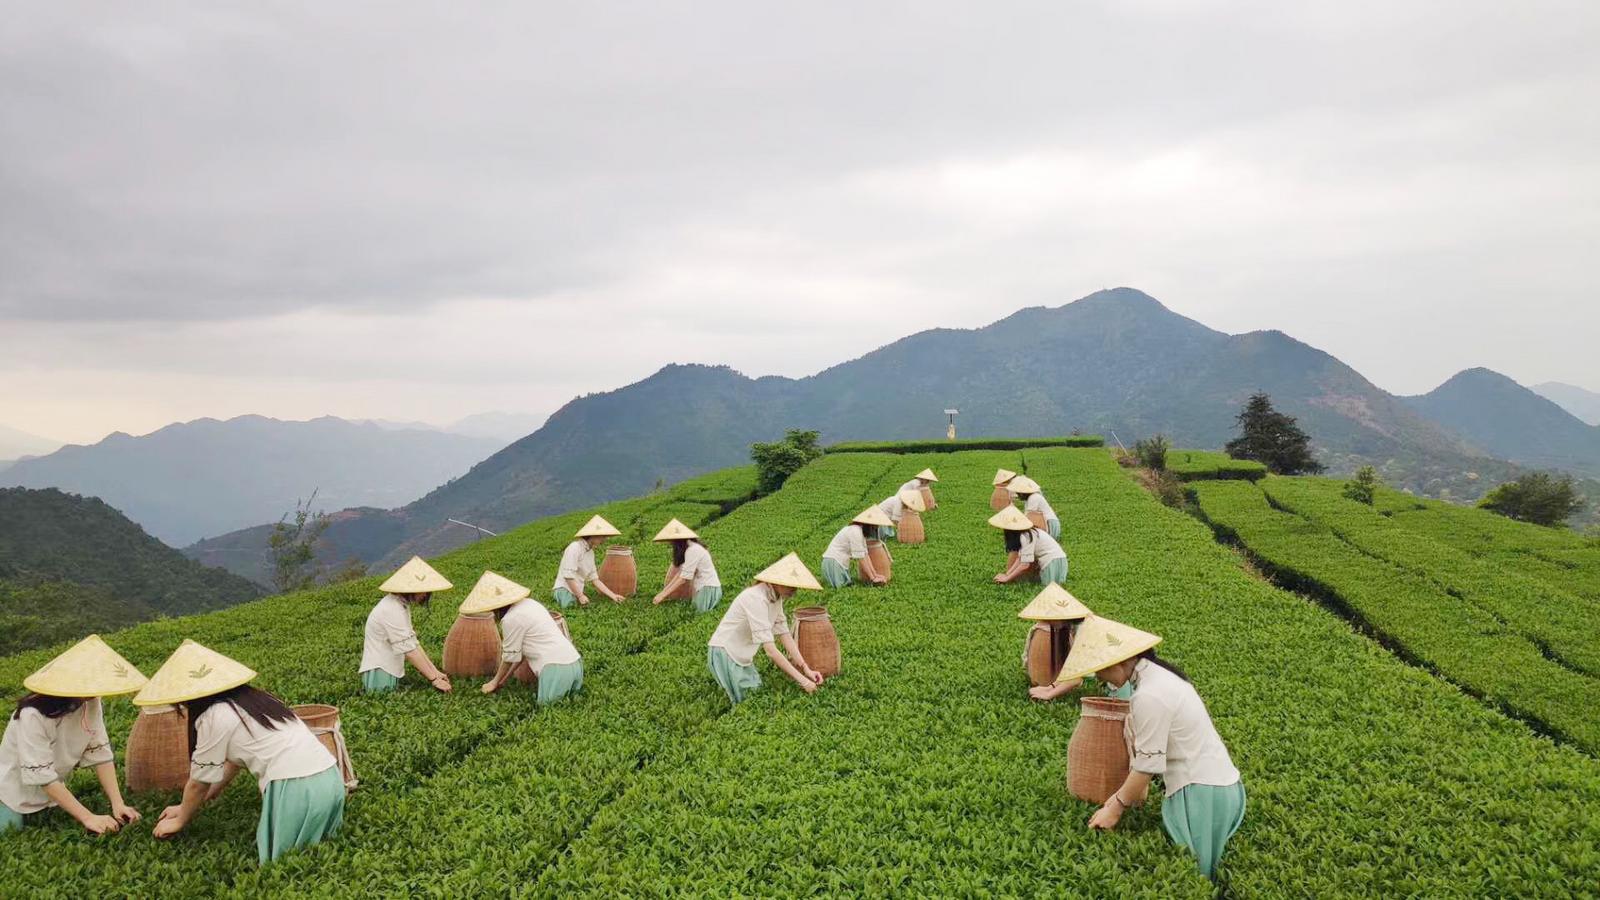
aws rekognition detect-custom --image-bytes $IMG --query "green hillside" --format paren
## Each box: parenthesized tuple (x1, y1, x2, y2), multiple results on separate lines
(0, 487, 263, 653)
(2, 450, 1596, 896)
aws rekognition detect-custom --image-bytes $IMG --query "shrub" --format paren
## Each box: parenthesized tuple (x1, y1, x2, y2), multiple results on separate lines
(1132, 434, 1170, 471)
(1167, 450, 1267, 482)
(825, 436, 1104, 453)
(1342, 466, 1380, 505)
(750, 429, 824, 495)
(1479, 472, 1585, 527)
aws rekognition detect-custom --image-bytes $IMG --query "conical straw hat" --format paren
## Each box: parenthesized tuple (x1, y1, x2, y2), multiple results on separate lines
(898, 489, 927, 513)
(852, 506, 895, 528)
(1017, 584, 1092, 621)
(459, 571, 532, 614)
(1054, 616, 1162, 683)
(988, 506, 1034, 531)
(915, 468, 939, 483)
(1007, 475, 1042, 494)
(993, 468, 1017, 486)
(380, 556, 453, 594)
(652, 518, 699, 542)
(133, 640, 257, 706)
(754, 552, 823, 591)
(24, 635, 148, 698)
(575, 515, 621, 538)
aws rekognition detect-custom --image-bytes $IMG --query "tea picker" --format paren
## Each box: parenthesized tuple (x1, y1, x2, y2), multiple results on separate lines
(707, 553, 826, 704)
(143, 641, 345, 864)
(820, 506, 893, 587)
(991, 468, 1017, 510)
(650, 519, 724, 612)
(874, 488, 926, 542)
(553, 515, 627, 608)
(470, 572, 585, 705)
(1059, 617, 1246, 880)
(898, 467, 939, 510)
(359, 556, 455, 694)
(989, 506, 1069, 585)
(1, 636, 147, 836)
(1006, 475, 1061, 539)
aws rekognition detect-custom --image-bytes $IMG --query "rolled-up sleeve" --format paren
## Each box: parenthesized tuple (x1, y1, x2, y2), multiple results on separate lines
(189, 709, 233, 784)
(1018, 537, 1037, 565)
(770, 607, 790, 638)
(383, 616, 420, 655)
(1129, 693, 1171, 776)
(77, 702, 114, 768)
(17, 711, 61, 786)
(849, 529, 867, 559)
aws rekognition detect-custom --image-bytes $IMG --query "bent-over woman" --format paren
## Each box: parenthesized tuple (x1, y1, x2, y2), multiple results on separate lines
(1058, 616, 1246, 880)
(360, 556, 454, 694)
(989, 506, 1068, 585)
(707, 553, 825, 704)
(1, 636, 146, 836)
(469, 572, 585, 705)
(1007, 476, 1061, 539)
(650, 519, 723, 612)
(552, 516, 627, 608)
(821, 506, 893, 587)
(144, 641, 343, 864)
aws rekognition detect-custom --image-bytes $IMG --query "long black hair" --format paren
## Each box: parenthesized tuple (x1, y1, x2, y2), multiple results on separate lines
(184, 685, 297, 753)
(672, 538, 703, 567)
(1137, 649, 1191, 683)
(861, 523, 880, 541)
(12, 693, 84, 721)
(1003, 529, 1035, 553)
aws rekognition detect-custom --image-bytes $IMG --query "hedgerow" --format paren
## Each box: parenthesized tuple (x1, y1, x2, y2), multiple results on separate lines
(1190, 479, 1600, 753)
(825, 436, 1104, 453)
(2, 450, 1597, 896)
(1260, 477, 1600, 675)
(1166, 449, 1268, 482)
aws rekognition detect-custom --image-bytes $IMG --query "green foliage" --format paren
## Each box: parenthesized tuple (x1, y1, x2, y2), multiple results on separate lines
(1224, 393, 1325, 475)
(1167, 450, 1268, 482)
(1341, 466, 1380, 505)
(1132, 434, 1170, 470)
(267, 492, 333, 593)
(0, 578, 154, 656)
(2, 450, 1598, 896)
(1478, 471, 1585, 527)
(750, 429, 823, 495)
(826, 436, 1105, 453)
(1191, 479, 1600, 751)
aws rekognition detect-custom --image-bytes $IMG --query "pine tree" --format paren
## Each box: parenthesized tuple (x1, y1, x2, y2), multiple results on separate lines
(1224, 393, 1325, 475)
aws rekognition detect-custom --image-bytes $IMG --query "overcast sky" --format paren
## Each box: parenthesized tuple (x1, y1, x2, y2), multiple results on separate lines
(3, 1, 1596, 445)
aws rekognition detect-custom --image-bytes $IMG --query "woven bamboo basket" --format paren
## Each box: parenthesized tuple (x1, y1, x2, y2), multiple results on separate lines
(443, 612, 500, 676)
(598, 546, 637, 597)
(919, 484, 936, 510)
(663, 564, 693, 601)
(293, 703, 358, 791)
(512, 611, 571, 684)
(793, 607, 841, 677)
(1067, 697, 1132, 803)
(1024, 621, 1074, 687)
(865, 539, 892, 584)
(990, 485, 1013, 511)
(126, 704, 188, 792)
(897, 509, 926, 545)
(1026, 510, 1048, 531)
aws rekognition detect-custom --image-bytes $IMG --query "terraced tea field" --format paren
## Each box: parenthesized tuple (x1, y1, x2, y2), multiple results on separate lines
(3, 449, 1596, 897)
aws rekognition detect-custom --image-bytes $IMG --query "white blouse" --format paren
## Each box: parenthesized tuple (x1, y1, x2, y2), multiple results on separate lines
(1016, 528, 1066, 566)
(360, 594, 421, 678)
(877, 495, 905, 524)
(190, 702, 334, 793)
(552, 540, 598, 593)
(499, 599, 581, 674)
(1128, 659, 1241, 796)
(0, 699, 114, 814)
(675, 542, 721, 592)
(1024, 492, 1058, 522)
(822, 524, 869, 566)
(708, 583, 790, 667)
(898, 479, 924, 495)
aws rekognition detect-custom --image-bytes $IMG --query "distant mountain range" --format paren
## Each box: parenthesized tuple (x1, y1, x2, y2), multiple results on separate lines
(183, 288, 1600, 582)
(1534, 382, 1600, 427)
(0, 423, 63, 462)
(0, 487, 262, 653)
(1404, 370, 1600, 479)
(2, 415, 506, 545)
